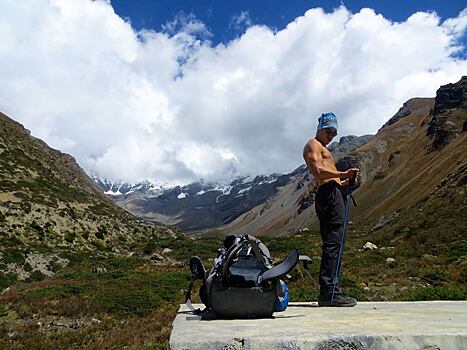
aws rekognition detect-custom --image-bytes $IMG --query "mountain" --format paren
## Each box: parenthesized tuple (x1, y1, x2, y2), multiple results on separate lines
(95, 173, 288, 230)
(187, 77, 466, 236)
(0, 112, 175, 252)
(95, 135, 372, 235)
(202, 135, 373, 236)
(343, 76, 466, 225)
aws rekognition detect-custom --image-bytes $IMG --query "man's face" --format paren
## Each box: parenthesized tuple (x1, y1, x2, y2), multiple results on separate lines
(320, 127, 337, 144)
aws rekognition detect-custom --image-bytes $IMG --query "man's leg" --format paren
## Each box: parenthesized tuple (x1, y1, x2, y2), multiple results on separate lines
(319, 222, 342, 297)
(317, 185, 356, 307)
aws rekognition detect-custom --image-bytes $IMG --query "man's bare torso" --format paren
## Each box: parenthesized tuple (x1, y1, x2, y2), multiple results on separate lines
(304, 139, 342, 187)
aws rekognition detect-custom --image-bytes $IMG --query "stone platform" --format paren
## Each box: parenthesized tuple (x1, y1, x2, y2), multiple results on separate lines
(170, 301, 467, 349)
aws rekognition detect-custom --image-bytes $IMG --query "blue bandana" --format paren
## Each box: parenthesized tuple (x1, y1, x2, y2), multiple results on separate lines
(317, 112, 338, 132)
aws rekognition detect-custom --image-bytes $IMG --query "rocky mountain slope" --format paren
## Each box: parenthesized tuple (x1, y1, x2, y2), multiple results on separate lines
(343, 77, 466, 224)
(96, 134, 371, 235)
(199, 77, 467, 236)
(96, 172, 287, 230)
(200, 135, 373, 236)
(0, 112, 176, 282)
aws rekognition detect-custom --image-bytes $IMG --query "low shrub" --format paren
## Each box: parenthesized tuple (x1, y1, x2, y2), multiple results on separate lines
(399, 286, 466, 301)
(27, 270, 46, 282)
(23, 284, 90, 299)
(289, 287, 319, 302)
(422, 268, 450, 282)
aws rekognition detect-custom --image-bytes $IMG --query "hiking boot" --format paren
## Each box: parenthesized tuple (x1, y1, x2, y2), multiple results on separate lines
(318, 294, 357, 307)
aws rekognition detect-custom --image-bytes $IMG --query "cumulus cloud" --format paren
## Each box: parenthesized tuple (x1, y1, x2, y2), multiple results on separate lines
(0, 1, 466, 184)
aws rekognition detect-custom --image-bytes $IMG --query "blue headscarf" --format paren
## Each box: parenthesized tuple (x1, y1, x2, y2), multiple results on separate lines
(317, 112, 338, 133)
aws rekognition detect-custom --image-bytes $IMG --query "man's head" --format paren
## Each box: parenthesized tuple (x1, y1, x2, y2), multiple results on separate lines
(316, 112, 338, 146)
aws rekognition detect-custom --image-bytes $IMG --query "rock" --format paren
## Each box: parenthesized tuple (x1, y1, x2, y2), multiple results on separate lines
(363, 287, 370, 292)
(432, 76, 466, 115)
(171, 261, 184, 267)
(1, 287, 10, 295)
(386, 258, 396, 264)
(92, 267, 107, 273)
(380, 101, 412, 130)
(427, 76, 466, 150)
(150, 253, 164, 261)
(162, 248, 173, 255)
(363, 242, 378, 250)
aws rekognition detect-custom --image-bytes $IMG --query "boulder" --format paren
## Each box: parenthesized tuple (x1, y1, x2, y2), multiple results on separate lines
(162, 248, 173, 255)
(150, 253, 164, 261)
(171, 261, 184, 267)
(363, 242, 378, 250)
(92, 267, 107, 273)
(386, 258, 396, 264)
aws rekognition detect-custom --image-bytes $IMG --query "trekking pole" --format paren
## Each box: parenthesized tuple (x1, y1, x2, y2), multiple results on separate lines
(331, 177, 356, 303)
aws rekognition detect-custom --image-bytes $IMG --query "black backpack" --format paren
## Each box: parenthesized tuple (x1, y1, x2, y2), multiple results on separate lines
(186, 234, 298, 318)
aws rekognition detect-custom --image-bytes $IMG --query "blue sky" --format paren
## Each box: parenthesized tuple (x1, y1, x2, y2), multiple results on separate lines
(1, 1, 466, 183)
(111, 0, 467, 51)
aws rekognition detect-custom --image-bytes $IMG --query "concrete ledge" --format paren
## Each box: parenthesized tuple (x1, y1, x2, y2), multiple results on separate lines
(170, 301, 467, 349)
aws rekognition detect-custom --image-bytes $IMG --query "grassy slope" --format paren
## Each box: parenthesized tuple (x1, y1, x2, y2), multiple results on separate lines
(1, 217, 465, 349)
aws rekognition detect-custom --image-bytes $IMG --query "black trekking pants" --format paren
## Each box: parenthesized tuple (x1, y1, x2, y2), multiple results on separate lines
(315, 181, 347, 297)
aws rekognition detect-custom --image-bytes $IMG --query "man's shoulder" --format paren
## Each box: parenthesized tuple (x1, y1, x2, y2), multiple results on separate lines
(304, 138, 321, 150)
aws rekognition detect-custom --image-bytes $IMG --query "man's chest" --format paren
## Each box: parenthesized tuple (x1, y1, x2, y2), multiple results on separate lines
(322, 148, 334, 162)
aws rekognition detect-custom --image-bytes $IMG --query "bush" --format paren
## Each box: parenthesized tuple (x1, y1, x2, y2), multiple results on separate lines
(94, 289, 161, 315)
(289, 287, 319, 302)
(0, 305, 8, 317)
(95, 226, 108, 240)
(448, 241, 467, 262)
(27, 270, 46, 282)
(399, 286, 466, 301)
(23, 284, 90, 299)
(459, 266, 467, 283)
(422, 268, 450, 282)
(65, 231, 76, 243)
(143, 239, 157, 255)
(0, 272, 16, 291)
(3, 249, 25, 265)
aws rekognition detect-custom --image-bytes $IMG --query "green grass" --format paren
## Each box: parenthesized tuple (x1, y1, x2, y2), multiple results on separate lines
(398, 286, 467, 301)
(23, 284, 91, 299)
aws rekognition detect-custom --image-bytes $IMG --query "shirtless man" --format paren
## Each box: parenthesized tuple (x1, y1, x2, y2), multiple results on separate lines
(303, 112, 359, 307)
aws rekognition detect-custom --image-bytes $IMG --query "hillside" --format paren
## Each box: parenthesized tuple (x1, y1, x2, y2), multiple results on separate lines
(345, 77, 466, 224)
(0, 112, 177, 284)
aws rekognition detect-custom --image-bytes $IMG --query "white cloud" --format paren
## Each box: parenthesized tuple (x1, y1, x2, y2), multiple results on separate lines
(0, 1, 466, 184)
(230, 11, 254, 32)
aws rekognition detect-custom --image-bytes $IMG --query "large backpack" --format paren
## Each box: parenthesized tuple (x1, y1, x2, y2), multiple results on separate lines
(186, 234, 299, 318)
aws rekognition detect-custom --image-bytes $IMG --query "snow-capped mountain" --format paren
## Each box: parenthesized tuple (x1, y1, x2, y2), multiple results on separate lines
(90, 175, 170, 198)
(91, 171, 295, 230)
(91, 135, 372, 234)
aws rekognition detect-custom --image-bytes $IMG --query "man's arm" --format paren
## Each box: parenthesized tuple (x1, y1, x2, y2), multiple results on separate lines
(303, 141, 358, 180)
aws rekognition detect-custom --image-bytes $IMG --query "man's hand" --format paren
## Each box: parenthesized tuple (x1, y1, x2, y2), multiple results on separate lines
(344, 168, 359, 179)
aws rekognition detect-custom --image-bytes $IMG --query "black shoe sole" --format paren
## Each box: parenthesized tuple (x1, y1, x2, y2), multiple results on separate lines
(318, 301, 357, 307)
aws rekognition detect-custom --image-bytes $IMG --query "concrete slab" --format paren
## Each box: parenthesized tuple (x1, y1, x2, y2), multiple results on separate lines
(170, 301, 467, 349)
